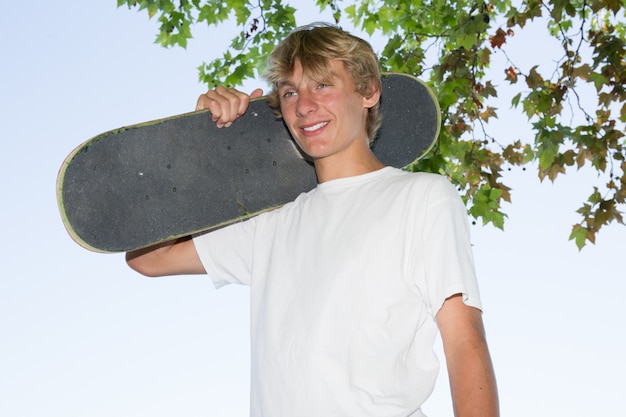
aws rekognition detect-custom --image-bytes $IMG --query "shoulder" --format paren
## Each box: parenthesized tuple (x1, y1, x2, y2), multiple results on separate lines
(382, 170, 468, 226)
(383, 168, 459, 197)
(383, 167, 450, 184)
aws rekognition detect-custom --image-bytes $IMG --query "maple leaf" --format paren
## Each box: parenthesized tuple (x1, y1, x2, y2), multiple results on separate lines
(489, 27, 507, 49)
(505, 66, 517, 82)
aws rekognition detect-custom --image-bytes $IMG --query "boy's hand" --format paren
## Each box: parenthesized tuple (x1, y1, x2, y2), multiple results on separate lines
(196, 87, 264, 128)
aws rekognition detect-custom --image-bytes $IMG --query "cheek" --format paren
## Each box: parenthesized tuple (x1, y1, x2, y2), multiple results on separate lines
(280, 102, 296, 124)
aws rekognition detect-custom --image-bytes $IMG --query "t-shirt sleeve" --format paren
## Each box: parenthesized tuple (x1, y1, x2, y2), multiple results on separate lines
(192, 217, 257, 288)
(419, 175, 482, 316)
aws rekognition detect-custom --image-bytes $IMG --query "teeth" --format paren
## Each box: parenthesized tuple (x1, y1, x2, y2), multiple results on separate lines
(303, 122, 328, 132)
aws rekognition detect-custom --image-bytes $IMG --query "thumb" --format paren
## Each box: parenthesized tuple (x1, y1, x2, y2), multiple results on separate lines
(250, 88, 264, 99)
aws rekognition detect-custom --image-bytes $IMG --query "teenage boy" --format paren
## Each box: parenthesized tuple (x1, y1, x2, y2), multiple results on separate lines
(127, 23, 499, 417)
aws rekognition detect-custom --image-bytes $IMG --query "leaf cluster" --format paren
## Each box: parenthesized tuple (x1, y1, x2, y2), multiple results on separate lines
(118, 0, 626, 248)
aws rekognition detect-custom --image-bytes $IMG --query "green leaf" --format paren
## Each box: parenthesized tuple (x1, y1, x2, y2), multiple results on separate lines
(569, 224, 588, 249)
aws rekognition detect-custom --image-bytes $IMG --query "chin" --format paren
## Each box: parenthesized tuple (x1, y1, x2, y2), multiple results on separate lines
(294, 140, 328, 159)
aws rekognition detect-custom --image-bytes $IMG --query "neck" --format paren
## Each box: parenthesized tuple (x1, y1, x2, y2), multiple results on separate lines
(313, 148, 385, 183)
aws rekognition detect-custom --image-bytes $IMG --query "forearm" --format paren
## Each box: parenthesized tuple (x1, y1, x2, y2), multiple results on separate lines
(126, 236, 205, 277)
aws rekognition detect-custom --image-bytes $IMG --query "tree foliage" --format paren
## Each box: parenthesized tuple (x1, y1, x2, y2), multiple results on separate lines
(118, 0, 625, 248)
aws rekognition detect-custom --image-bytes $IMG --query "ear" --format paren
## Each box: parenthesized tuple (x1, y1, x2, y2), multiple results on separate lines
(362, 78, 381, 109)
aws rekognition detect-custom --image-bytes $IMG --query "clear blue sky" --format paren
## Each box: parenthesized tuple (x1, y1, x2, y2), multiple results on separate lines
(1, 2, 624, 416)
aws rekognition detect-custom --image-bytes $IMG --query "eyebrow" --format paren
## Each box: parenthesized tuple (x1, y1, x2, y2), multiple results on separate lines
(276, 80, 296, 89)
(276, 72, 337, 90)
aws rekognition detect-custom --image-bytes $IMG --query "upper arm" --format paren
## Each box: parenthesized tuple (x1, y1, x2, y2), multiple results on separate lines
(126, 236, 206, 277)
(436, 294, 499, 417)
(436, 293, 490, 381)
(436, 294, 486, 347)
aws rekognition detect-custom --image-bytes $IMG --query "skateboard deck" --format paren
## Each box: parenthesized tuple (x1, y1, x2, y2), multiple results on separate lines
(57, 73, 440, 253)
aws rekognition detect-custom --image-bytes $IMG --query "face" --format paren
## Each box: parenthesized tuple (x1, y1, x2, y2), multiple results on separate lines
(277, 59, 380, 164)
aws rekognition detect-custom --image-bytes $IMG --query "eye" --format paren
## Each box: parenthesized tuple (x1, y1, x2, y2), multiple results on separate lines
(282, 90, 297, 99)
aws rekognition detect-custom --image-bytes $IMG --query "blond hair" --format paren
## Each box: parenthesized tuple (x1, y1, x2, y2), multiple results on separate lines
(265, 23, 382, 143)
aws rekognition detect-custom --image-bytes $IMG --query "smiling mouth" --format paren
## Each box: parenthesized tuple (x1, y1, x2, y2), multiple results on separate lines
(302, 121, 329, 132)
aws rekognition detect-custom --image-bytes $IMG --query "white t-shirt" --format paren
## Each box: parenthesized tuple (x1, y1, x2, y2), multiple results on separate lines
(193, 167, 482, 417)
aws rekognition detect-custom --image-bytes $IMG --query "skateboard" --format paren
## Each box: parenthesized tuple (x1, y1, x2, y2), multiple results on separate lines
(57, 73, 440, 253)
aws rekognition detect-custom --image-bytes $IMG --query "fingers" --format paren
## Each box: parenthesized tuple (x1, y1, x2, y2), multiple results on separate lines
(196, 86, 263, 128)
(195, 86, 245, 128)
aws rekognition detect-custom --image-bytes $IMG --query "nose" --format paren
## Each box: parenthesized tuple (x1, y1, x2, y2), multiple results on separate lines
(295, 89, 317, 117)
